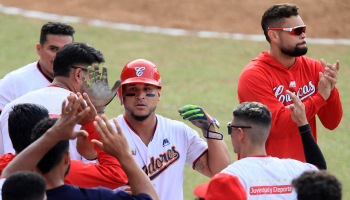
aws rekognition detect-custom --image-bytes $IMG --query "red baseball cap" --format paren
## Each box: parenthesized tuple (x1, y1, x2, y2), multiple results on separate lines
(193, 173, 247, 200)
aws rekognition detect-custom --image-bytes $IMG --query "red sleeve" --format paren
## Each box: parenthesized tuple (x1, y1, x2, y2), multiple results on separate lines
(64, 121, 128, 189)
(317, 87, 343, 130)
(237, 66, 327, 136)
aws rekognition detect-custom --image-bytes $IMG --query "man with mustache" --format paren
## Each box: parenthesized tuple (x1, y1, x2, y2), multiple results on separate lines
(0, 22, 75, 115)
(237, 4, 342, 162)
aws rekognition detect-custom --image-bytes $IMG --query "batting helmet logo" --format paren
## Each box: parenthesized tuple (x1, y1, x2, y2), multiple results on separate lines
(135, 67, 146, 77)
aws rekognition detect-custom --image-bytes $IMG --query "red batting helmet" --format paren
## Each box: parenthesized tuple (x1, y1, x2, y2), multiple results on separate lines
(117, 59, 162, 105)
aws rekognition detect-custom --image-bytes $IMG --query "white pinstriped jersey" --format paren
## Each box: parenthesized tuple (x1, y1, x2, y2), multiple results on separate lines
(111, 114, 208, 200)
(0, 62, 51, 111)
(221, 156, 318, 199)
(0, 86, 87, 162)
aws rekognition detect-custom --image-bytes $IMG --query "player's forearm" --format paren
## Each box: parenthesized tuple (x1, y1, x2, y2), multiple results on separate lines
(206, 139, 230, 176)
(1, 131, 57, 178)
(118, 154, 160, 200)
(299, 124, 326, 170)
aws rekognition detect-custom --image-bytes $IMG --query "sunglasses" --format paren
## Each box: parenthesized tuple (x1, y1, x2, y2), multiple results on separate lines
(268, 25, 306, 36)
(71, 66, 88, 72)
(227, 122, 252, 135)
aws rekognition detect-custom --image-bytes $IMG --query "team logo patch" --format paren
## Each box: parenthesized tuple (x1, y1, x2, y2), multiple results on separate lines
(289, 81, 296, 88)
(135, 67, 146, 77)
(162, 138, 170, 147)
(130, 148, 137, 156)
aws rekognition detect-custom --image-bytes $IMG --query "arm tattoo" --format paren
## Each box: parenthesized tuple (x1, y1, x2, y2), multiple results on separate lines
(194, 157, 205, 174)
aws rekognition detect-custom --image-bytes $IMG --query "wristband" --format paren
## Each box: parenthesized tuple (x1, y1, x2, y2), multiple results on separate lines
(203, 131, 223, 140)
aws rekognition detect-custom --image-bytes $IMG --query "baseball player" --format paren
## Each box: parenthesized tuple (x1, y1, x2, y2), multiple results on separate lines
(0, 22, 75, 114)
(200, 91, 326, 199)
(78, 59, 230, 200)
(237, 3, 342, 162)
(0, 42, 107, 162)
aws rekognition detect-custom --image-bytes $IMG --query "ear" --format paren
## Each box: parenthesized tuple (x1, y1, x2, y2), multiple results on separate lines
(238, 128, 245, 141)
(73, 68, 82, 83)
(36, 43, 41, 56)
(268, 30, 279, 43)
(157, 88, 161, 101)
(64, 151, 70, 164)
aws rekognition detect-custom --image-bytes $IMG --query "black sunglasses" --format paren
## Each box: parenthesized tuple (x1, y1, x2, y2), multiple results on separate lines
(71, 66, 88, 72)
(227, 122, 252, 135)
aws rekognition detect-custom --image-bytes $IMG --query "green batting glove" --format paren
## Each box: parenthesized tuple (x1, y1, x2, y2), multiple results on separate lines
(179, 105, 222, 140)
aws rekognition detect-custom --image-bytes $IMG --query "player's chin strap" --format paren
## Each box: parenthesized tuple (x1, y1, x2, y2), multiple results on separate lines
(202, 123, 223, 140)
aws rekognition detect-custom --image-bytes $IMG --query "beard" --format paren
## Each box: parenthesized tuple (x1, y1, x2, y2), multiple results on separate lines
(280, 39, 308, 57)
(125, 105, 157, 121)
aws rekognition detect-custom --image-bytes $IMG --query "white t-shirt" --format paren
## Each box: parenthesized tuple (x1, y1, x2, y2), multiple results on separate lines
(0, 61, 51, 111)
(221, 156, 318, 199)
(111, 114, 208, 200)
(0, 86, 85, 162)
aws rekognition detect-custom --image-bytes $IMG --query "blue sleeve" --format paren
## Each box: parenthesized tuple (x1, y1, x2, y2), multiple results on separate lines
(98, 187, 153, 200)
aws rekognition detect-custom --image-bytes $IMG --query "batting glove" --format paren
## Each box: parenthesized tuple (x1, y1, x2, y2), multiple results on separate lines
(178, 105, 222, 140)
(82, 65, 121, 113)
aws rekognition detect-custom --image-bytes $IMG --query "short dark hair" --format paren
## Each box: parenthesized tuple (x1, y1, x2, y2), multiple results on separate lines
(2, 171, 46, 200)
(40, 22, 75, 45)
(31, 118, 69, 174)
(292, 170, 342, 200)
(53, 42, 105, 78)
(261, 4, 299, 43)
(233, 102, 272, 127)
(9, 104, 49, 152)
(232, 102, 271, 143)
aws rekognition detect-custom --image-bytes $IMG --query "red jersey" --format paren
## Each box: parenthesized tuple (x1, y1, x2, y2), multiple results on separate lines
(64, 121, 128, 189)
(238, 51, 342, 162)
(0, 153, 16, 175)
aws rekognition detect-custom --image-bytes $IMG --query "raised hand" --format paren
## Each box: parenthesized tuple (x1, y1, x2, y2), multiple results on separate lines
(179, 105, 222, 140)
(287, 90, 308, 126)
(91, 115, 130, 160)
(320, 59, 340, 91)
(48, 94, 89, 141)
(179, 105, 219, 130)
(75, 92, 98, 126)
(82, 65, 121, 113)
